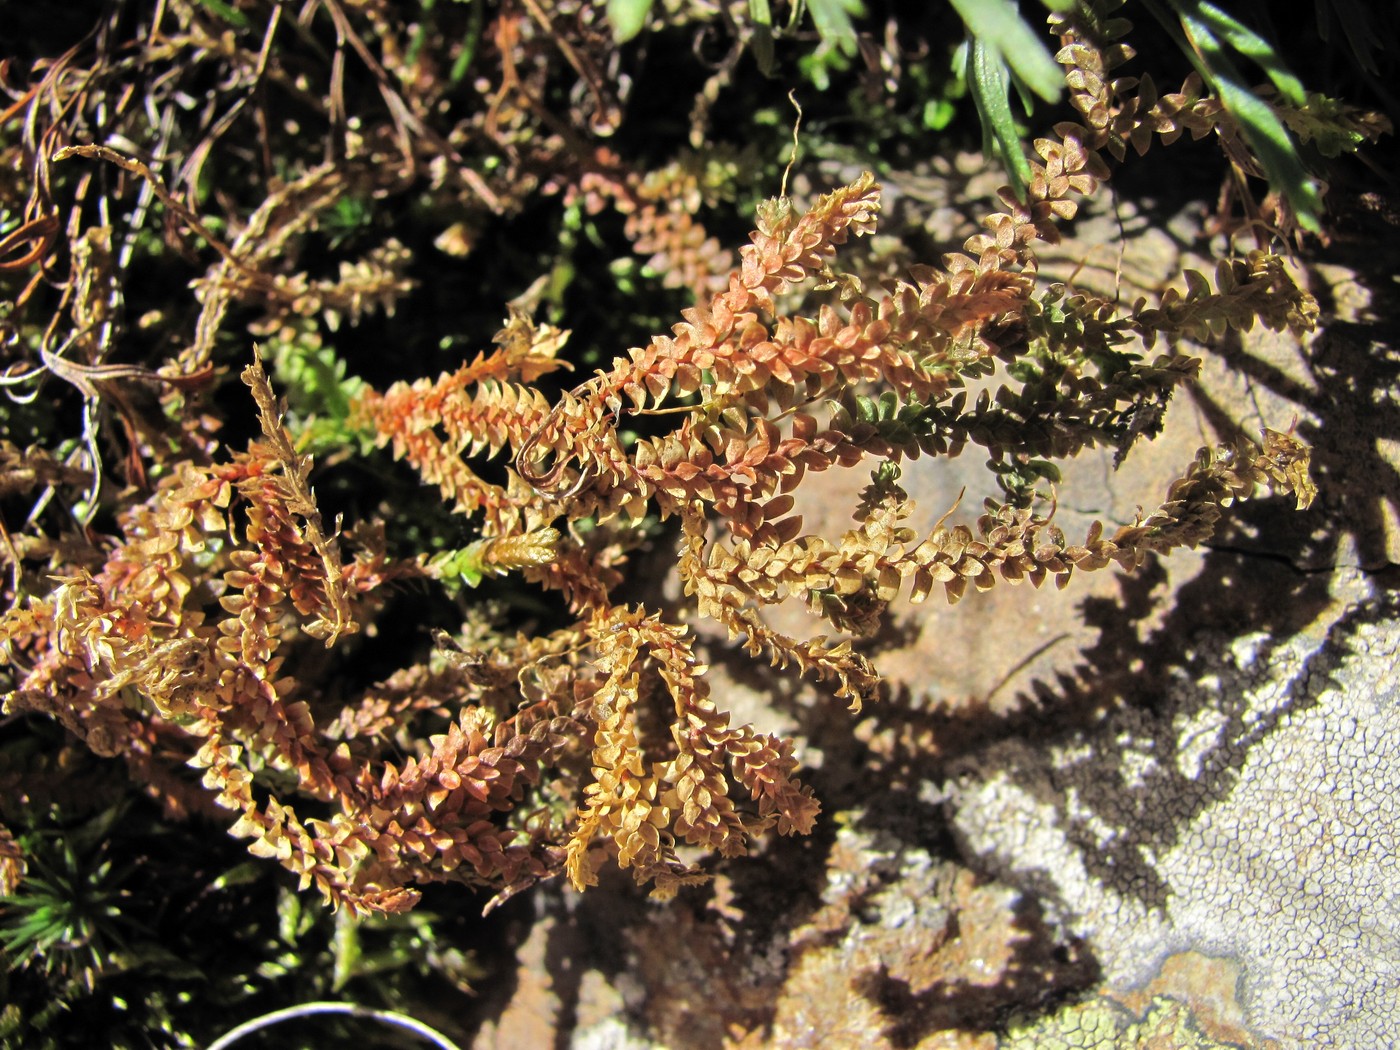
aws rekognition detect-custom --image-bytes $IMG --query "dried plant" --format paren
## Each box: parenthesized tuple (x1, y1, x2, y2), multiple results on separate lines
(3, 170, 1318, 912)
(4, 0, 1376, 933)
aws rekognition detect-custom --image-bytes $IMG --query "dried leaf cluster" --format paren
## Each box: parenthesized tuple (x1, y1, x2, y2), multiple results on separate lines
(0, 0, 1352, 916)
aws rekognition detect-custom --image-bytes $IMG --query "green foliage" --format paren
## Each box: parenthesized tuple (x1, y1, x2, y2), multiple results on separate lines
(962, 36, 1038, 200)
(0, 806, 148, 991)
(800, 0, 867, 74)
(1279, 91, 1392, 157)
(192, 0, 251, 30)
(266, 330, 372, 455)
(947, 0, 1074, 198)
(949, 0, 1067, 103)
(0, 796, 481, 1048)
(802, 0, 866, 45)
(607, 0, 654, 44)
(1144, 0, 1323, 228)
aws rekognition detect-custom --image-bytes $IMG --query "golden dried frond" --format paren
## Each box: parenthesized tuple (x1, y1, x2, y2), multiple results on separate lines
(0, 823, 26, 897)
(241, 352, 356, 643)
(677, 423, 1313, 626)
(566, 607, 677, 891)
(281, 238, 418, 328)
(474, 529, 563, 575)
(563, 603, 822, 894)
(679, 505, 882, 710)
(491, 307, 575, 384)
(1130, 251, 1319, 349)
(427, 528, 564, 591)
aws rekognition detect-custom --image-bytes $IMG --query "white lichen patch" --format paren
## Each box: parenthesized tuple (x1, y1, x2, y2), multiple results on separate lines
(1173, 705, 1229, 780)
(946, 594, 1400, 1048)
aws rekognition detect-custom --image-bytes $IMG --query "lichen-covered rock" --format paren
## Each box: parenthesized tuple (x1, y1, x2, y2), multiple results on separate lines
(946, 572, 1400, 1048)
(1003, 995, 1247, 1050)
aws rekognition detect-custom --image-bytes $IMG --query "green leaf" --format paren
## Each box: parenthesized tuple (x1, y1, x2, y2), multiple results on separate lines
(923, 98, 957, 131)
(1279, 93, 1372, 158)
(1185, 0, 1306, 104)
(606, 0, 653, 43)
(804, 0, 865, 55)
(449, 0, 486, 83)
(428, 546, 487, 589)
(210, 860, 265, 890)
(948, 0, 1064, 103)
(966, 40, 1033, 201)
(1170, 1, 1323, 230)
(331, 908, 361, 992)
(750, 0, 776, 76)
(194, 0, 251, 30)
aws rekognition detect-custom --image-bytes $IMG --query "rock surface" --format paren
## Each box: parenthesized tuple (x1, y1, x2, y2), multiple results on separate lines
(948, 570, 1398, 1048)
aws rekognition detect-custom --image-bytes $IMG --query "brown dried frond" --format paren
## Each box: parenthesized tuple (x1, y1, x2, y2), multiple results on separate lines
(575, 156, 735, 300)
(1051, 5, 1219, 161)
(194, 619, 583, 913)
(720, 605, 882, 713)
(594, 173, 883, 417)
(1104, 428, 1317, 551)
(241, 351, 356, 643)
(965, 125, 1111, 264)
(4, 18, 1333, 924)
(325, 661, 458, 746)
(0, 441, 94, 499)
(350, 702, 570, 894)
(519, 163, 1133, 543)
(201, 732, 390, 915)
(520, 177, 892, 521)
(184, 164, 349, 373)
(354, 313, 577, 527)
(17, 442, 581, 914)
(896, 430, 1317, 597)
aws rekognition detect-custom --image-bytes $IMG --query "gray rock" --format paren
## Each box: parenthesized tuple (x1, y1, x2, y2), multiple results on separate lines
(945, 569, 1400, 1048)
